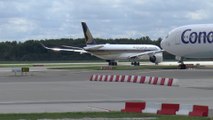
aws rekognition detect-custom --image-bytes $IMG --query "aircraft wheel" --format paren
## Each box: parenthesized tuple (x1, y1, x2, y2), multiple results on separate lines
(179, 64, 186, 69)
(137, 62, 140, 66)
(109, 61, 117, 66)
(131, 62, 140, 66)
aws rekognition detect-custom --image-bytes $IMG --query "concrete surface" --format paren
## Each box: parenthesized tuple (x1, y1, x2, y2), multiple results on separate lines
(0, 62, 213, 117)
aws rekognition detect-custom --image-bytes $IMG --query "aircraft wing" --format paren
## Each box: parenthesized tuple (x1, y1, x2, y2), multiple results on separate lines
(41, 44, 88, 54)
(84, 45, 104, 50)
(61, 45, 83, 50)
(129, 50, 164, 59)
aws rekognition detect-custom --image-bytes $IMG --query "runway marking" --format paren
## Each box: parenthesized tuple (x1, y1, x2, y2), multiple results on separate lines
(87, 106, 111, 112)
(138, 69, 213, 74)
(137, 69, 173, 74)
(186, 87, 213, 90)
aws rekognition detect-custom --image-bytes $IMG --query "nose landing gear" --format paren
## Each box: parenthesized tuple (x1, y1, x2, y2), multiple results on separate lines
(177, 57, 186, 69)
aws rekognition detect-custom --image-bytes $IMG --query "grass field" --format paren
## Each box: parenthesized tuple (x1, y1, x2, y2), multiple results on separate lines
(0, 61, 209, 70)
(49, 65, 178, 70)
(0, 61, 179, 70)
(0, 112, 210, 120)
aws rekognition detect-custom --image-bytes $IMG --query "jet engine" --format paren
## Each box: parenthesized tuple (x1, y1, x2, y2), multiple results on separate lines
(149, 55, 156, 63)
(149, 53, 163, 64)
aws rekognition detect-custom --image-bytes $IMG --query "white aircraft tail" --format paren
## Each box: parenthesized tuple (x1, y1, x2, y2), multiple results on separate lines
(81, 22, 97, 45)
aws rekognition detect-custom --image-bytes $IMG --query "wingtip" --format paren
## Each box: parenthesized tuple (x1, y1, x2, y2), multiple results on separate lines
(40, 43, 45, 47)
(40, 43, 49, 49)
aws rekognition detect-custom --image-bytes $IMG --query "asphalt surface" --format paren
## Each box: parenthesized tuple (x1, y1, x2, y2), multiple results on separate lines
(0, 63, 213, 116)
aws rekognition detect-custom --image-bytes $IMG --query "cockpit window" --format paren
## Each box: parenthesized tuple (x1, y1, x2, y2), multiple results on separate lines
(165, 34, 169, 39)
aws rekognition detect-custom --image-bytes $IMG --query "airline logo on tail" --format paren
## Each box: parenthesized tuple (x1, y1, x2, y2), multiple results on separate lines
(81, 22, 96, 45)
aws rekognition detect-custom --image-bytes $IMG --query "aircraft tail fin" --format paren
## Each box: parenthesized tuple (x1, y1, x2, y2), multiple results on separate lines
(81, 22, 96, 45)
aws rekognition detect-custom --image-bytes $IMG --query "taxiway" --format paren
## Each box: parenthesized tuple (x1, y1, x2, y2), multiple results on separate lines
(0, 62, 212, 116)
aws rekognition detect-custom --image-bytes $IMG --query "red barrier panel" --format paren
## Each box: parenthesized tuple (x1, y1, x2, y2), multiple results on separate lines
(94, 75, 98, 81)
(99, 75, 103, 81)
(104, 75, 108, 81)
(90, 74, 94, 81)
(109, 75, 114, 82)
(189, 105, 208, 117)
(120, 75, 125, 82)
(127, 76, 131, 82)
(115, 75, 120, 82)
(121, 102, 146, 113)
(167, 78, 173, 86)
(140, 76, 145, 83)
(153, 77, 158, 84)
(133, 76, 138, 83)
(160, 78, 165, 85)
(157, 103, 179, 115)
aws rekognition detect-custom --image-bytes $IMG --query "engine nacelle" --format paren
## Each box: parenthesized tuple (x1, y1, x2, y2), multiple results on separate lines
(149, 55, 156, 63)
(149, 53, 163, 64)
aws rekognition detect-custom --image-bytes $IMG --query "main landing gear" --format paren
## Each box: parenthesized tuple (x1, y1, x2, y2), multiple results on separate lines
(178, 64, 186, 69)
(131, 61, 140, 66)
(107, 60, 117, 66)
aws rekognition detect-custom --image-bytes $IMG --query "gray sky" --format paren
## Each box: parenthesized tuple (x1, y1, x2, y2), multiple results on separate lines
(0, 0, 213, 41)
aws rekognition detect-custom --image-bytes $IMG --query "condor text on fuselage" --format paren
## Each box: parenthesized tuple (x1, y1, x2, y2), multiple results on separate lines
(161, 24, 213, 59)
(181, 29, 213, 44)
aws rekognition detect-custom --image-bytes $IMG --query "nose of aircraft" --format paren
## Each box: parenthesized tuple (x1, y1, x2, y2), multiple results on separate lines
(160, 39, 166, 49)
(160, 34, 170, 50)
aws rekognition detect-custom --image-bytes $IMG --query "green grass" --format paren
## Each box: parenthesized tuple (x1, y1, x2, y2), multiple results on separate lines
(0, 62, 103, 68)
(0, 112, 209, 120)
(49, 65, 178, 70)
(0, 61, 178, 70)
(0, 60, 105, 68)
(0, 61, 207, 70)
(0, 63, 177, 70)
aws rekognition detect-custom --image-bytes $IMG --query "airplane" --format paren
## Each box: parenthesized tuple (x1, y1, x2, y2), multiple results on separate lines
(42, 22, 163, 66)
(161, 24, 213, 69)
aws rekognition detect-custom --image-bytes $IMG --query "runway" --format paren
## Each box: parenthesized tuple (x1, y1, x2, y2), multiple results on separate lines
(0, 62, 213, 116)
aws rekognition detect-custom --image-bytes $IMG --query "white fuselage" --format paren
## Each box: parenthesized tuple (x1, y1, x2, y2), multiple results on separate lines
(161, 24, 213, 58)
(83, 44, 162, 60)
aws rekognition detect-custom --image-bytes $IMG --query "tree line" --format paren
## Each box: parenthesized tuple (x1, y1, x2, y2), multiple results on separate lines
(0, 37, 175, 61)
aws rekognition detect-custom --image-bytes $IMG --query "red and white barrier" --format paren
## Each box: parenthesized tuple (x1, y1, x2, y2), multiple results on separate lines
(143, 102, 161, 114)
(121, 101, 209, 117)
(90, 74, 179, 87)
(176, 104, 193, 115)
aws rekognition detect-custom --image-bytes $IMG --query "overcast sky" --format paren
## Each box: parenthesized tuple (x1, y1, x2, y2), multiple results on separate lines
(0, 0, 213, 41)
